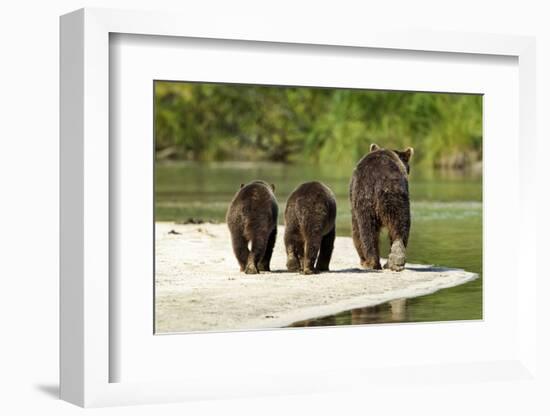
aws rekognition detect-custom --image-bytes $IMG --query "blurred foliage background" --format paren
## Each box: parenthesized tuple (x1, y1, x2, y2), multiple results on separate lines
(155, 81, 482, 170)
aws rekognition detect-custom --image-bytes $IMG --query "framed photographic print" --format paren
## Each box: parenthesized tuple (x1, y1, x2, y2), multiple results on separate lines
(152, 81, 481, 335)
(60, 8, 538, 407)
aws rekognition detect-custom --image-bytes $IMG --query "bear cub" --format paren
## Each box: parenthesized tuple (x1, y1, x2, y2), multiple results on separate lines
(226, 180, 278, 274)
(284, 181, 337, 274)
(349, 144, 413, 271)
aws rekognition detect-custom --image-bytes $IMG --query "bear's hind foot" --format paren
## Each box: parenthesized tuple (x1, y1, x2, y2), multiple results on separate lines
(302, 267, 318, 275)
(385, 240, 406, 272)
(384, 261, 405, 272)
(361, 259, 382, 270)
(286, 256, 301, 272)
(244, 263, 259, 274)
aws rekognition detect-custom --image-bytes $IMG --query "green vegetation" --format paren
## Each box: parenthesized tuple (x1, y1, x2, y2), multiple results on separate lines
(155, 81, 482, 169)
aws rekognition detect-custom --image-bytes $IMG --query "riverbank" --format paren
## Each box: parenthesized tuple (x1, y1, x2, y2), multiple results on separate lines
(155, 222, 478, 333)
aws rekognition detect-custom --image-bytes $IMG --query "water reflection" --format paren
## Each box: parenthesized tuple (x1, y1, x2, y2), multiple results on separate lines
(290, 298, 409, 327)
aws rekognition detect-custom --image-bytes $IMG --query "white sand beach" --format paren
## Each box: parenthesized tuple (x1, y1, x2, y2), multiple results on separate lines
(155, 222, 478, 333)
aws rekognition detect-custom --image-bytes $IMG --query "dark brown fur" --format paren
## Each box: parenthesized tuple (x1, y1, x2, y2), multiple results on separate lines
(284, 181, 337, 274)
(226, 180, 278, 274)
(349, 144, 413, 271)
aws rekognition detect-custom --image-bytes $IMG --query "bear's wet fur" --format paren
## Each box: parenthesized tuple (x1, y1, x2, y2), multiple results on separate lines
(226, 180, 278, 274)
(349, 144, 413, 271)
(284, 181, 337, 274)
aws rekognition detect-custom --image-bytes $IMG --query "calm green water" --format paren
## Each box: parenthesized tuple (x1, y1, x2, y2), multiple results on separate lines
(156, 161, 482, 325)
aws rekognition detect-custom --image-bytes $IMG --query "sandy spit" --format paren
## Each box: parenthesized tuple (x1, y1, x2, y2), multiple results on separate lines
(155, 222, 478, 333)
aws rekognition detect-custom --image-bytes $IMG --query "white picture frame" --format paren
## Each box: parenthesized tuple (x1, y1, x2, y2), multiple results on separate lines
(60, 7, 538, 407)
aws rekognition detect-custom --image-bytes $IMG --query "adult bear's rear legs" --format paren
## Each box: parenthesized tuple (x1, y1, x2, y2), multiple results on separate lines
(356, 214, 382, 270)
(384, 212, 410, 272)
(351, 213, 366, 265)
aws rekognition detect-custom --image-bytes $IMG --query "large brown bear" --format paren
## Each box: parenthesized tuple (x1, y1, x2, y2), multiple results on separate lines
(349, 144, 413, 271)
(226, 180, 278, 274)
(284, 181, 337, 274)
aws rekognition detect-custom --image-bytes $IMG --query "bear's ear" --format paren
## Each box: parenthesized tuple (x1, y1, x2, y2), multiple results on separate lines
(403, 147, 414, 162)
(270, 183, 276, 192)
(240, 183, 245, 189)
(370, 143, 380, 152)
